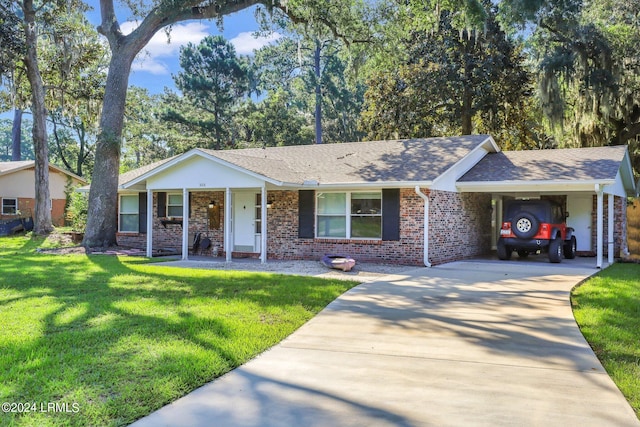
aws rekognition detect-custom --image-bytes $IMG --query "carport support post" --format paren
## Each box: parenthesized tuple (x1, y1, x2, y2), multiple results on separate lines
(182, 188, 189, 260)
(608, 194, 614, 265)
(146, 189, 153, 258)
(596, 185, 603, 268)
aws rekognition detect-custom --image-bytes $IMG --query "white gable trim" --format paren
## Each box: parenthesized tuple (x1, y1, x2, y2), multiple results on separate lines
(431, 135, 499, 192)
(121, 149, 285, 189)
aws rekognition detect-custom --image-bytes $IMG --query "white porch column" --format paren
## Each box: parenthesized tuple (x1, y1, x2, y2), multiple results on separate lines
(596, 186, 604, 268)
(225, 188, 232, 262)
(146, 189, 153, 258)
(608, 194, 615, 265)
(260, 186, 267, 264)
(181, 188, 189, 260)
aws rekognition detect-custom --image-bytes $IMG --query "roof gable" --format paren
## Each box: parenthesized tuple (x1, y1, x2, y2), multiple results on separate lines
(459, 146, 628, 182)
(0, 160, 87, 184)
(458, 145, 636, 196)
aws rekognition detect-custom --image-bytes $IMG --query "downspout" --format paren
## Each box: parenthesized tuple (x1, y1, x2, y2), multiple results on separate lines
(415, 186, 432, 267)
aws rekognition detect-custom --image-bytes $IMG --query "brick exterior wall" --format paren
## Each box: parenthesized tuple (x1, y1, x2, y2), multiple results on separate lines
(0, 197, 66, 226)
(428, 190, 493, 265)
(114, 189, 629, 263)
(266, 188, 491, 265)
(116, 191, 225, 254)
(116, 188, 491, 265)
(590, 195, 627, 257)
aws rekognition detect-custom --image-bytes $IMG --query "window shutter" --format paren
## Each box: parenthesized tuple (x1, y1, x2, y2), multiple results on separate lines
(298, 190, 315, 239)
(157, 192, 166, 217)
(189, 192, 192, 218)
(382, 189, 400, 241)
(138, 192, 147, 233)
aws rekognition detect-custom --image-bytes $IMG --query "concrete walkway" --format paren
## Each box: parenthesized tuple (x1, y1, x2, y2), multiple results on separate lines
(130, 260, 639, 427)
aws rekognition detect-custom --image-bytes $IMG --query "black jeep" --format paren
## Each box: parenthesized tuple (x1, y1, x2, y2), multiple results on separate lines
(497, 199, 577, 263)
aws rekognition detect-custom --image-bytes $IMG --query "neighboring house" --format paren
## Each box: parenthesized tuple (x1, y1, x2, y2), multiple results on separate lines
(110, 135, 637, 268)
(0, 161, 87, 227)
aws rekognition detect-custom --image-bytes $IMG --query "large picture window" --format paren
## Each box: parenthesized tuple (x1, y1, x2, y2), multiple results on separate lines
(316, 192, 382, 239)
(119, 195, 139, 232)
(2, 198, 17, 215)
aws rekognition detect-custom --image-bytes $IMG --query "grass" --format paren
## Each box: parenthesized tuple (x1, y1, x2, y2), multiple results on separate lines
(0, 234, 358, 426)
(572, 263, 640, 418)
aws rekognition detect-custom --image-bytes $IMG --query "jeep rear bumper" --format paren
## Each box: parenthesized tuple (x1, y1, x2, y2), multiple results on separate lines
(499, 237, 551, 251)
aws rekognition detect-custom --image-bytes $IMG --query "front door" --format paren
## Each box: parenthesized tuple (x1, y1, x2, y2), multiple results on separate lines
(233, 192, 257, 252)
(567, 194, 592, 252)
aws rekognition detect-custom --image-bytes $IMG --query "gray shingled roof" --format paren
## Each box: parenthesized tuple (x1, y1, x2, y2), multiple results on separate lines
(458, 145, 628, 183)
(0, 160, 87, 183)
(119, 156, 177, 186)
(0, 161, 36, 175)
(197, 135, 491, 185)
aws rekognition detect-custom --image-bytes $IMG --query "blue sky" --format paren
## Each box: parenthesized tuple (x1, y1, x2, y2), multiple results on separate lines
(1, 1, 280, 118)
(84, 1, 281, 94)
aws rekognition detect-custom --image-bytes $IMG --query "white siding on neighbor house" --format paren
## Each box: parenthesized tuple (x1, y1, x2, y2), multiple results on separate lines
(0, 168, 75, 199)
(145, 155, 265, 190)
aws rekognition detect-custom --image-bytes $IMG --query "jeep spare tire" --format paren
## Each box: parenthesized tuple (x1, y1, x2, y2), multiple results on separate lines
(512, 212, 539, 239)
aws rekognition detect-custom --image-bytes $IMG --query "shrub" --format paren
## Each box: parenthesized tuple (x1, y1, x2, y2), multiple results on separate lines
(66, 191, 88, 232)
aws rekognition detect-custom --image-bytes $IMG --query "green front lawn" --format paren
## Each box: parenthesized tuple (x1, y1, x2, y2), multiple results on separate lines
(572, 263, 640, 418)
(0, 234, 357, 426)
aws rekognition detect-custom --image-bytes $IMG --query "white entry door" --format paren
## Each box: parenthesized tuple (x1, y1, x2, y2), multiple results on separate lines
(233, 192, 257, 252)
(567, 194, 592, 252)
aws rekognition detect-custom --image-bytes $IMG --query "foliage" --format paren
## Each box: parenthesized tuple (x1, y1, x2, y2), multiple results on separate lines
(65, 190, 88, 232)
(169, 35, 250, 150)
(360, 5, 535, 149)
(572, 263, 640, 417)
(250, 35, 366, 144)
(235, 90, 314, 147)
(0, 0, 24, 77)
(0, 234, 356, 426)
(520, 0, 640, 173)
(121, 87, 169, 171)
(0, 118, 34, 161)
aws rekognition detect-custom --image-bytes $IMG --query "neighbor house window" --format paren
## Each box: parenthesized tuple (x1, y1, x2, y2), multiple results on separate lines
(2, 198, 17, 215)
(119, 195, 139, 232)
(316, 192, 382, 239)
(167, 193, 183, 217)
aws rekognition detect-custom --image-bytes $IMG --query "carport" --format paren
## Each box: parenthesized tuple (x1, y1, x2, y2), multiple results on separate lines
(457, 145, 637, 268)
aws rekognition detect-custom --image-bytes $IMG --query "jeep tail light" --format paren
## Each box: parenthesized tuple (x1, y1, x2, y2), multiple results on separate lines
(500, 222, 512, 236)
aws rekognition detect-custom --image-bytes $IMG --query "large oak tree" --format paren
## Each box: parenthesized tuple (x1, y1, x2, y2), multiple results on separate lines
(84, 0, 371, 247)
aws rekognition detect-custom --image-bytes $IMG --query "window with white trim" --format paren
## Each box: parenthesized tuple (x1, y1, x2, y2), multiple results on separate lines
(316, 192, 382, 239)
(167, 193, 183, 217)
(119, 195, 139, 232)
(2, 198, 18, 215)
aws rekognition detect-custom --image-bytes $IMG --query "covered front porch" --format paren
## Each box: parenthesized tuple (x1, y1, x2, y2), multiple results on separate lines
(143, 187, 270, 263)
(119, 150, 283, 263)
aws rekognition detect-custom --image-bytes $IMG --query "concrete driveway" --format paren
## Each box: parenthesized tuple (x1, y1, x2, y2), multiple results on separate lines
(130, 259, 639, 427)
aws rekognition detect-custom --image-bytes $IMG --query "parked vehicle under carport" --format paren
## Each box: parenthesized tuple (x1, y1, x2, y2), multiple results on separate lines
(497, 199, 577, 263)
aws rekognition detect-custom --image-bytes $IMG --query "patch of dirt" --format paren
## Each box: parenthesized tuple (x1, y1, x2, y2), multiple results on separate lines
(36, 231, 144, 256)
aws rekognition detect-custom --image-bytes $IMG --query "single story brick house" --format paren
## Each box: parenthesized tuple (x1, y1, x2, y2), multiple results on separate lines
(109, 135, 637, 268)
(0, 161, 87, 228)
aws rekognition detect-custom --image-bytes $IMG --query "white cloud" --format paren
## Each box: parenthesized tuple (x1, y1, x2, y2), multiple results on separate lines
(122, 21, 210, 75)
(230, 32, 282, 55)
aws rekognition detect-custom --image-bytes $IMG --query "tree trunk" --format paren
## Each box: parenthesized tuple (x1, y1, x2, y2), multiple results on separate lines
(23, 0, 53, 234)
(11, 109, 22, 161)
(314, 39, 322, 144)
(83, 50, 134, 247)
(460, 40, 473, 135)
